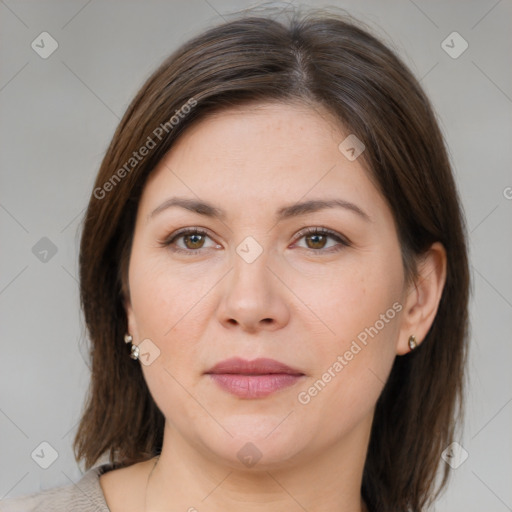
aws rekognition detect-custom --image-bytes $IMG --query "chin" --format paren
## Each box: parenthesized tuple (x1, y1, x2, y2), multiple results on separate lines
(196, 415, 311, 470)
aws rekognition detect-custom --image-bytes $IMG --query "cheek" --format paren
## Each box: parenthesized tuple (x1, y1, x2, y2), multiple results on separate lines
(294, 250, 403, 418)
(128, 253, 216, 421)
(129, 242, 208, 335)
(293, 249, 403, 348)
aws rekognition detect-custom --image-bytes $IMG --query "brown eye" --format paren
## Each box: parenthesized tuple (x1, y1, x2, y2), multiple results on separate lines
(183, 232, 206, 250)
(305, 233, 328, 250)
(162, 228, 218, 255)
(294, 227, 350, 254)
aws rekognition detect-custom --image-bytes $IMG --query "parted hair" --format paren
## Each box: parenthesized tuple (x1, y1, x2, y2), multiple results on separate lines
(74, 6, 470, 511)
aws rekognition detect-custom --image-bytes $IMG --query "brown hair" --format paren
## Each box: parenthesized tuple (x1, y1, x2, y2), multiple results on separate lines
(74, 6, 470, 511)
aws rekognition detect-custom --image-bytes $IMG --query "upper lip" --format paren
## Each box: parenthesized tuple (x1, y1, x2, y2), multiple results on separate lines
(206, 357, 304, 375)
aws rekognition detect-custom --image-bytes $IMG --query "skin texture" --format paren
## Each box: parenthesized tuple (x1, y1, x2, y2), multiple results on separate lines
(99, 101, 447, 512)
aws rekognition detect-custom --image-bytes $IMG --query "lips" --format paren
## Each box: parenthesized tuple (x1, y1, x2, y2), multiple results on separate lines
(206, 357, 303, 376)
(205, 357, 305, 399)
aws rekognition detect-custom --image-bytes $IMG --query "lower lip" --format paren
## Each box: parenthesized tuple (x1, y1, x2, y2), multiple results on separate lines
(208, 374, 304, 399)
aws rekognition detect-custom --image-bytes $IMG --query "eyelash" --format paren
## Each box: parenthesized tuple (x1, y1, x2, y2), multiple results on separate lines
(160, 226, 350, 256)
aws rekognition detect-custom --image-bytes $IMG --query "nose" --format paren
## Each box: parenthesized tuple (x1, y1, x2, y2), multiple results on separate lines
(216, 246, 291, 333)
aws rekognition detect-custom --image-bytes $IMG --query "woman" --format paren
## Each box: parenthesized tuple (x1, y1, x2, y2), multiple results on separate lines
(2, 6, 469, 512)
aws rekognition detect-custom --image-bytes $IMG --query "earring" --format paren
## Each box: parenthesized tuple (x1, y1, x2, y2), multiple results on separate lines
(124, 333, 139, 360)
(408, 335, 417, 351)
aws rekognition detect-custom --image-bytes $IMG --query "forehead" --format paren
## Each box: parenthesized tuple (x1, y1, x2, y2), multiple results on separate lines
(139, 101, 386, 221)
(168, 101, 345, 168)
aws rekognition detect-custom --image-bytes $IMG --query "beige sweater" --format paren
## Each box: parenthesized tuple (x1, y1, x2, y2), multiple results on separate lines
(0, 463, 114, 512)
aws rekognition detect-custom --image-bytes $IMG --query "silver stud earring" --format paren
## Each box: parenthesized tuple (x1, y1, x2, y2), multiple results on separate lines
(124, 333, 139, 360)
(408, 335, 417, 351)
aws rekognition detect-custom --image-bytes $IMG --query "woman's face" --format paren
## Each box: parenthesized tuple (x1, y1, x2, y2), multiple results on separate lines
(126, 101, 410, 469)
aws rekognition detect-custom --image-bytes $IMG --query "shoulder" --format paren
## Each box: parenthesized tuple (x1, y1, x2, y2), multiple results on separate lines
(0, 463, 115, 512)
(97, 458, 156, 511)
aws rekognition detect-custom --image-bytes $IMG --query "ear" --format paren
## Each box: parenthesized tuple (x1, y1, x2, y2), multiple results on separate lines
(124, 293, 140, 341)
(396, 242, 447, 355)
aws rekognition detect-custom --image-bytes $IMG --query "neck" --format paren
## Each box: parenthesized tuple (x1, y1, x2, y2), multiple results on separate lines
(144, 418, 371, 512)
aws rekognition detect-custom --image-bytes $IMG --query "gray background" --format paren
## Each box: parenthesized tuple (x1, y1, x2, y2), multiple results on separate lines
(1, 1, 511, 510)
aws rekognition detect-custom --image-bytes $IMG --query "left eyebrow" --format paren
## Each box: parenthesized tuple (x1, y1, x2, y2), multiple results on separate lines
(276, 198, 372, 223)
(147, 196, 372, 223)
